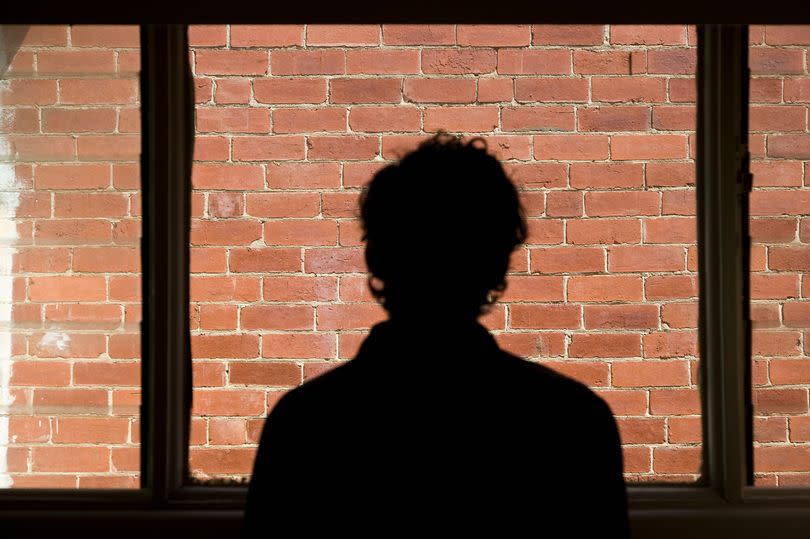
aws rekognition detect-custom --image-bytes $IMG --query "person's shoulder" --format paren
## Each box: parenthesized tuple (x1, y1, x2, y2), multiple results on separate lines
(267, 358, 363, 416)
(495, 349, 614, 418)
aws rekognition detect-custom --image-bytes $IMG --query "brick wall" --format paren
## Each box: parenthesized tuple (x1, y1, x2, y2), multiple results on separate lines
(1, 24, 141, 487)
(1, 23, 808, 488)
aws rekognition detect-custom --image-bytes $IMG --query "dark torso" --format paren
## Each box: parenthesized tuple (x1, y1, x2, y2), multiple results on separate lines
(244, 320, 629, 536)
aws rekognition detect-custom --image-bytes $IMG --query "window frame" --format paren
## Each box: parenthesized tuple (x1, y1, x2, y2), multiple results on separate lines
(0, 17, 809, 537)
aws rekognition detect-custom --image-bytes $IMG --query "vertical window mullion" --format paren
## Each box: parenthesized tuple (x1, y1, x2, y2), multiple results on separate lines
(696, 24, 751, 502)
(140, 24, 194, 503)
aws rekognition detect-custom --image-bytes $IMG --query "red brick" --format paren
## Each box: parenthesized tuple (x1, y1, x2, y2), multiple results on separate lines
(423, 107, 499, 133)
(208, 418, 246, 445)
(573, 50, 630, 74)
(612, 135, 688, 160)
(501, 106, 574, 132)
(29, 276, 106, 302)
(643, 331, 698, 358)
(60, 79, 138, 104)
(750, 49, 805, 75)
(382, 25, 455, 45)
(70, 25, 139, 47)
(751, 106, 806, 132)
(515, 79, 589, 103)
(585, 192, 659, 217)
(525, 219, 564, 245)
(330, 78, 402, 104)
(253, 78, 326, 104)
(608, 246, 685, 272)
(509, 304, 582, 330)
(567, 275, 643, 302)
(229, 249, 301, 273)
(752, 330, 802, 357)
(584, 304, 659, 330)
(42, 108, 117, 133)
(645, 217, 696, 244)
(770, 359, 810, 384)
(198, 304, 238, 330)
(751, 191, 810, 215)
(0, 80, 57, 105)
(231, 25, 304, 47)
(530, 247, 604, 274)
(53, 418, 129, 443)
(263, 333, 336, 359)
(188, 25, 228, 47)
(270, 49, 345, 75)
(785, 77, 810, 103)
(647, 163, 695, 188)
(647, 49, 696, 75)
(21, 25, 69, 46)
(189, 448, 256, 475)
(753, 388, 808, 414)
(617, 418, 666, 444)
(196, 50, 268, 75)
(192, 334, 260, 360)
(232, 136, 305, 161)
(752, 161, 803, 188)
(569, 333, 641, 358)
(533, 135, 608, 160)
(756, 447, 810, 473)
(273, 108, 347, 134)
(497, 49, 570, 74)
(192, 390, 264, 416)
(751, 274, 799, 300)
(350, 106, 420, 133)
(37, 50, 116, 75)
(264, 220, 336, 246)
(422, 49, 496, 75)
(610, 25, 686, 45)
(545, 191, 583, 217)
(403, 79, 476, 104)
(190, 276, 262, 302)
(307, 25, 380, 46)
(214, 79, 251, 105)
(11, 360, 71, 386)
(33, 446, 108, 472)
(346, 50, 420, 74)
(653, 447, 701, 474)
(307, 136, 379, 160)
(533, 25, 604, 46)
(229, 362, 301, 386)
(578, 106, 649, 132)
(477, 78, 514, 103)
(645, 275, 698, 300)
(197, 107, 270, 134)
(457, 25, 530, 47)
(592, 77, 667, 103)
(304, 248, 365, 273)
(612, 361, 689, 387)
(770, 247, 810, 271)
(190, 220, 262, 246)
(266, 162, 340, 189)
(499, 275, 564, 302)
(192, 164, 264, 190)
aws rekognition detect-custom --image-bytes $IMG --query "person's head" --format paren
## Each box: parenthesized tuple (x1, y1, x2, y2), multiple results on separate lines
(359, 133, 527, 322)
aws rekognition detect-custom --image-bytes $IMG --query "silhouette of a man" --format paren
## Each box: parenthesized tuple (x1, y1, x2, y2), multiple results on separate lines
(243, 134, 629, 536)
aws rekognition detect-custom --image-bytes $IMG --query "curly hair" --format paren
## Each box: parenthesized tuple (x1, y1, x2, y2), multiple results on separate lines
(359, 133, 527, 319)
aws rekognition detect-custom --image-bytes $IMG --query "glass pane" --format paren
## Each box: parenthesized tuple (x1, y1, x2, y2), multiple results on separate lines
(750, 25, 810, 487)
(188, 23, 700, 484)
(0, 24, 141, 488)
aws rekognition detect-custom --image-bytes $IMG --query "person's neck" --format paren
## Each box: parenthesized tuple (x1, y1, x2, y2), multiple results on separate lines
(386, 312, 483, 331)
